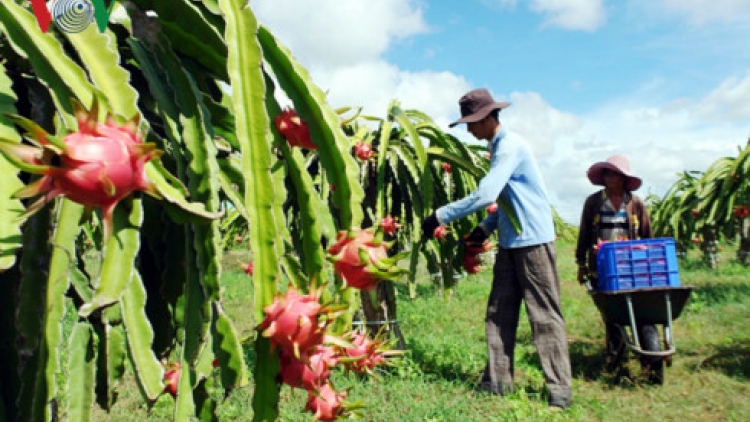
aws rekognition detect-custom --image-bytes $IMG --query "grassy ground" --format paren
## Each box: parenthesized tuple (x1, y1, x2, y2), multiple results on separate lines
(88, 240, 750, 421)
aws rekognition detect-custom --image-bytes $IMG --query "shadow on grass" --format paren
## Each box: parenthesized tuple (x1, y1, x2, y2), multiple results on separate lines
(687, 282, 750, 308)
(696, 338, 750, 380)
(568, 339, 608, 381)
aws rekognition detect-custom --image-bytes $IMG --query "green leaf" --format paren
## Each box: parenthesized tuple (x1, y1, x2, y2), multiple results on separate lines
(146, 162, 224, 222)
(121, 272, 164, 401)
(0, 65, 25, 271)
(130, 0, 228, 80)
(93, 320, 127, 411)
(66, 323, 96, 422)
(212, 304, 249, 389)
(33, 200, 84, 421)
(79, 198, 142, 317)
(64, 26, 139, 118)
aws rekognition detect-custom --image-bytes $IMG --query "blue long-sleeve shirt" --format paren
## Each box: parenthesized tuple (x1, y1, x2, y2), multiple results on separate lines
(435, 127, 555, 249)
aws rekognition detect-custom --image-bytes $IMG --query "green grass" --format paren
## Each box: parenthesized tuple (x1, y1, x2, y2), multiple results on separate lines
(85, 241, 750, 421)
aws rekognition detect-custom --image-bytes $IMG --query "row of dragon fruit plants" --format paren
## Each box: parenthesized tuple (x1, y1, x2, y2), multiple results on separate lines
(649, 139, 750, 267)
(0, 1, 498, 420)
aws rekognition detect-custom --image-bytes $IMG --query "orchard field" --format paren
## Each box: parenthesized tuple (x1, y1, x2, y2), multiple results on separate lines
(80, 240, 750, 422)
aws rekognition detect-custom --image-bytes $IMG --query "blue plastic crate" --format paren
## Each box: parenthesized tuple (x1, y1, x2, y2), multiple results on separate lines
(596, 238, 680, 291)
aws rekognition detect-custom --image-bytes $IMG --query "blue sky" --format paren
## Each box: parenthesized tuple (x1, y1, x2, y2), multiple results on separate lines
(254, 0, 750, 223)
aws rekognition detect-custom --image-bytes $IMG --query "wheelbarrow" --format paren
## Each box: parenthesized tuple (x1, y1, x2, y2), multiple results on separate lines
(588, 285, 693, 385)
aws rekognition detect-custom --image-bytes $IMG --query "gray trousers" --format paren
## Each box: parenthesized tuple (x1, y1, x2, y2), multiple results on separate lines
(481, 242, 572, 407)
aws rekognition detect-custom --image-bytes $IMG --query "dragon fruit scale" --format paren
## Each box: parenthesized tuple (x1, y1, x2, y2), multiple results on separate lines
(279, 345, 338, 391)
(258, 287, 331, 357)
(327, 227, 408, 291)
(0, 99, 161, 238)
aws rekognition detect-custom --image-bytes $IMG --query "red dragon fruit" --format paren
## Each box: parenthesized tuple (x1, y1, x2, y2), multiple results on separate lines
(275, 108, 317, 149)
(433, 225, 448, 240)
(328, 227, 408, 291)
(441, 162, 452, 173)
(304, 383, 347, 422)
(279, 345, 338, 390)
(163, 362, 181, 398)
(462, 254, 482, 274)
(734, 204, 749, 219)
(258, 287, 330, 356)
(486, 203, 498, 214)
(379, 216, 401, 236)
(353, 141, 373, 161)
(462, 239, 495, 274)
(243, 261, 254, 276)
(0, 99, 161, 238)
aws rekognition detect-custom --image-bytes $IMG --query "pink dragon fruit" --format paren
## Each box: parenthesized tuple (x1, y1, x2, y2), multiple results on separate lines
(258, 287, 329, 356)
(433, 225, 448, 240)
(304, 383, 347, 422)
(279, 345, 338, 390)
(462, 239, 495, 274)
(462, 254, 482, 274)
(338, 331, 388, 375)
(486, 203, 498, 214)
(163, 362, 181, 398)
(243, 261, 254, 276)
(0, 99, 161, 238)
(353, 141, 373, 161)
(327, 227, 408, 291)
(379, 216, 401, 236)
(275, 108, 317, 150)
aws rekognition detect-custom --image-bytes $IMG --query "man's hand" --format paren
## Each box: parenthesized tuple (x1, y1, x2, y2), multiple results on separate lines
(577, 265, 589, 284)
(464, 226, 488, 244)
(422, 213, 440, 239)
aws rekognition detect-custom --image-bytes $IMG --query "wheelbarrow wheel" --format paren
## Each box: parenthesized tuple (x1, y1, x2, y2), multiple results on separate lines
(638, 324, 664, 385)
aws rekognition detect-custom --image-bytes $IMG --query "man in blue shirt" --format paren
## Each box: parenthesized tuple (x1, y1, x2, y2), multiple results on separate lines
(422, 88, 572, 409)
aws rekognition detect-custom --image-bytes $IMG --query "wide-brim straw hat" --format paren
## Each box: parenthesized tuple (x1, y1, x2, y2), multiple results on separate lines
(587, 154, 642, 191)
(449, 88, 511, 127)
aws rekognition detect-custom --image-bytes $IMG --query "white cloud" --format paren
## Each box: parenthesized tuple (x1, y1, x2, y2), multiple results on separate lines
(544, 74, 750, 223)
(304, 61, 471, 126)
(658, 0, 750, 25)
(253, 0, 429, 69)
(695, 72, 750, 121)
(530, 0, 607, 31)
